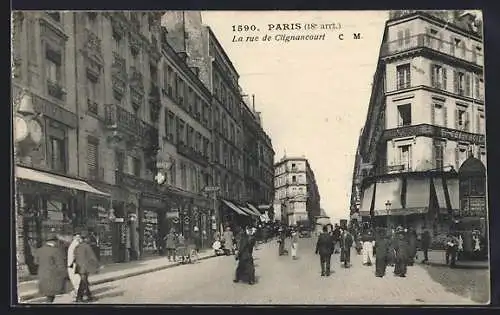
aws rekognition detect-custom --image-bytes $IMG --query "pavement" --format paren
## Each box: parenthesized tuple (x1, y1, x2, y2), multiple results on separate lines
(17, 249, 216, 303)
(18, 238, 490, 305)
(416, 249, 489, 269)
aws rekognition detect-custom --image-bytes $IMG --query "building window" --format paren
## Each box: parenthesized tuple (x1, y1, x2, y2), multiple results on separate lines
(433, 139, 445, 169)
(49, 137, 66, 173)
(115, 150, 124, 172)
(397, 104, 412, 127)
(398, 144, 412, 170)
(180, 163, 187, 189)
(456, 107, 469, 131)
(479, 146, 486, 166)
(169, 160, 176, 185)
(456, 144, 468, 168)
(431, 64, 447, 90)
(474, 76, 483, 100)
(87, 76, 98, 114)
(396, 29, 410, 46)
(126, 156, 141, 177)
(195, 132, 202, 153)
(454, 71, 470, 96)
(168, 111, 175, 142)
(432, 103, 446, 127)
(87, 138, 99, 179)
(292, 175, 297, 183)
(478, 113, 485, 134)
(396, 64, 411, 89)
(45, 47, 64, 99)
(190, 166, 197, 192)
(177, 119, 185, 144)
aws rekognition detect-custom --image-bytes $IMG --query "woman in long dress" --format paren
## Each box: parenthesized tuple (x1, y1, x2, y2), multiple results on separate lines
(291, 228, 299, 260)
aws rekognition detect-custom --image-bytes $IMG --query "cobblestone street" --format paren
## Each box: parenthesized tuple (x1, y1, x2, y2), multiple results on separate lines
(25, 238, 488, 305)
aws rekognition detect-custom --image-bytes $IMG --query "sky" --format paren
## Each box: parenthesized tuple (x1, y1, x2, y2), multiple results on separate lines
(202, 11, 389, 221)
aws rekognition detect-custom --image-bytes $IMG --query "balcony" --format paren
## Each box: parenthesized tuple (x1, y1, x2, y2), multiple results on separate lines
(115, 170, 158, 193)
(112, 52, 127, 96)
(381, 34, 483, 67)
(104, 104, 158, 148)
(176, 142, 209, 167)
(47, 80, 66, 101)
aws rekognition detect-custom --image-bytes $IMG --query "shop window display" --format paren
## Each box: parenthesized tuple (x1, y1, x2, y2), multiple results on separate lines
(143, 210, 159, 251)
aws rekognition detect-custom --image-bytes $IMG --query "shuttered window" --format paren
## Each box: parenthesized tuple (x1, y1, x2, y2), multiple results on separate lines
(87, 138, 99, 179)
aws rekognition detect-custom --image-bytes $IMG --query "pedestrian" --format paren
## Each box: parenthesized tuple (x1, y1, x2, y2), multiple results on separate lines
(420, 229, 431, 263)
(34, 232, 67, 303)
(393, 227, 409, 277)
(291, 227, 299, 260)
(176, 233, 187, 263)
(315, 225, 335, 276)
(193, 226, 202, 253)
(234, 226, 256, 285)
(387, 228, 396, 267)
(164, 228, 177, 262)
(74, 231, 99, 302)
(332, 224, 341, 254)
(223, 227, 234, 255)
(445, 232, 459, 268)
(67, 232, 82, 301)
(361, 229, 375, 266)
(374, 228, 389, 277)
(88, 230, 100, 262)
(407, 227, 417, 266)
(340, 227, 353, 268)
(278, 226, 287, 256)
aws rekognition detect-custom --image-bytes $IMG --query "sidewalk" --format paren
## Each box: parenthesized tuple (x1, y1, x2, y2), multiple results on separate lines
(17, 249, 216, 303)
(416, 250, 489, 269)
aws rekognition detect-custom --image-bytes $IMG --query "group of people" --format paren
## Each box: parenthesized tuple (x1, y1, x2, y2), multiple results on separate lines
(315, 224, 355, 276)
(161, 227, 203, 263)
(35, 229, 100, 303)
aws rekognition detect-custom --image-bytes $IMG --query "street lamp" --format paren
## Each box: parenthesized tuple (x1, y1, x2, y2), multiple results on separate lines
(385, 200, 392, 229)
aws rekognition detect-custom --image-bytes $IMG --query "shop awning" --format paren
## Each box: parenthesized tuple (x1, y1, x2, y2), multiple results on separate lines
(16, 166, 109, 197)
(433, 177, 448, 209)
(239, 206, 259, 216)
(447, 178, 460, 210)
(373, 178, 403, 216)
(247, 203, 262, 215)
(221, 199, 248, 216)
(359, 183, 375, 213)
(405, 178, 430, 210)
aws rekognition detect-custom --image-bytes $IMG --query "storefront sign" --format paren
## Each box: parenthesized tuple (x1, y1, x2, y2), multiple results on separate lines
(141, 196, 164, 209)
(166, 211, 179, 218)
(461, 197, 486, 217)
(382, 124, 485, 145)
(32, 94, 78, 128)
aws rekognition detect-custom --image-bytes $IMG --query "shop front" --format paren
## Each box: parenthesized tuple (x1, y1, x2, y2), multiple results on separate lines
(139, 192, 166, 257)
(360, 170, 459, 235)
(15, 165, 109, 275)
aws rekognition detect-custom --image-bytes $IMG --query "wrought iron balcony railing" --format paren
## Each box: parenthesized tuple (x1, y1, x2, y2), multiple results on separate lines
(104, 103, 158, 145)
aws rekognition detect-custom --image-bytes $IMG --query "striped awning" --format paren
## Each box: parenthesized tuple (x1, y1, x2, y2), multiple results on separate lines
(247, 203, 262, 216)
(221, 199, 248, 216)
(239, 206, 259, 216)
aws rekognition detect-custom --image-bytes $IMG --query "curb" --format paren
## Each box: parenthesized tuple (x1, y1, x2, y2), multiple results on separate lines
(19, 253, 217, 303)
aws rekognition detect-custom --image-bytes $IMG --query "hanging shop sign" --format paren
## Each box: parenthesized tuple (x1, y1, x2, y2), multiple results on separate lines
(184, 217, 190, 225)
(172, 217, 179, 224)
(166, 211, 180, 218)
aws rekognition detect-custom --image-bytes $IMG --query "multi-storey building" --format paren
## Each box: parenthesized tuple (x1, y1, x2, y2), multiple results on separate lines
(161, 11, 275, 229)
(273, 156, 321, 226)
(350, 11, 486, 239)
(241, 96, 275, 216)
(12, 11, 221, 276)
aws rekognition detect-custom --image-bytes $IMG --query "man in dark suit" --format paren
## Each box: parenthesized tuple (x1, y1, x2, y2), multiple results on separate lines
(315, 225, 335, 276)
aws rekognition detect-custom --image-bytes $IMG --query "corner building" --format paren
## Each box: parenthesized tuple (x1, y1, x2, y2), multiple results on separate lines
(274, 157, 321, 226)
(350, 11, 487, 240)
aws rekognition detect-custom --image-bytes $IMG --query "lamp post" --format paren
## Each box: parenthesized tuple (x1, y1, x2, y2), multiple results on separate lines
(385, 200, 392, 229)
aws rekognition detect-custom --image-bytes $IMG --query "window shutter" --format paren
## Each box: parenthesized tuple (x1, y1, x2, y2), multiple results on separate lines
(442, 68, 447, 90)
(465, 73, 471, 96)
(453, 70, 458, 93)
(406, 65, 411, 87)
(430, 64, 435, 87)
(443, 106, 448, 127)
(465, 111, 470, 131)
(439, 33, 443, 49)
(397, 30, 403, 46)
(404, 29, 411, 45)
(455, 147, 459, 169)
(432, 140, 436, 168)
(430, 104, 435, 125)
(477, 112, 481, 133)
(87, 141, 98, 178)
(455, 108, 460, 129)
(450, 37, 455, 55)
(425, 27, 430, 45)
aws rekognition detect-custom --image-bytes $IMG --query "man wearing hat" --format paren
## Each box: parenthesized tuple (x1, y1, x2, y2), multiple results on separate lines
(35, 232, 67, 303)
(67, 231, 82, 300)
(74, 230, 99, 302)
